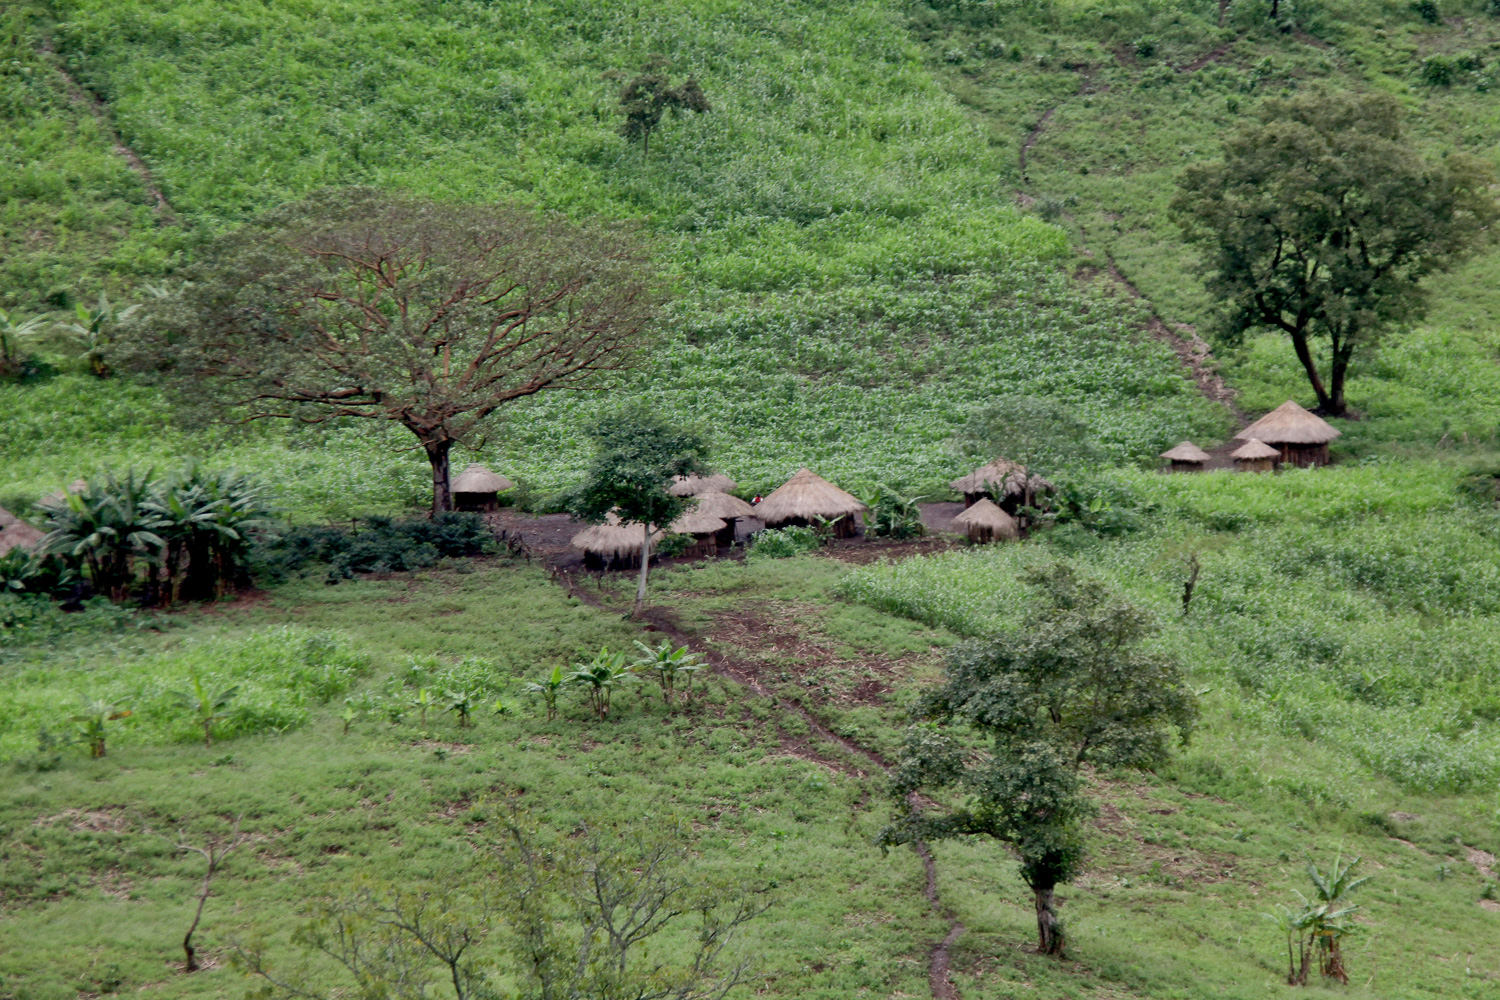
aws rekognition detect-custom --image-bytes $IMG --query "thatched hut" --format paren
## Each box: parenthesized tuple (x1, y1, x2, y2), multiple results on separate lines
(755, 468, 866, 538)
(670, 473, 739, 497)
(691, 490, 756, 548)
(952, 498, 1019, 544)
(1231, 438, 1280, 473)
(450, 463, 513, 512)
(666, 510, 728, 560)
(1235, 400, 1341, 468)
(0, 506, 43, 558)
(1160, 441, 1211, 473)
(570, 512, 661, 571)
(949, 459, 1053, 512)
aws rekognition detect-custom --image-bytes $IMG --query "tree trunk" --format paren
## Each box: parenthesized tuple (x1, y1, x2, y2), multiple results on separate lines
(1287, 329, 1334, 414)
(1032, 882, 1064, 955)
(1270, 0, 1280, 19)
(634, 522, 650, 616)
(425, 438, 454, 514)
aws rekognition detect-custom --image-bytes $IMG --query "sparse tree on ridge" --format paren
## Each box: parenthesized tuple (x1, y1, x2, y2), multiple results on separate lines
(879, 564, 1196, 956)
(130, 189, 659, 513)
(1173, 89, 1497, 417)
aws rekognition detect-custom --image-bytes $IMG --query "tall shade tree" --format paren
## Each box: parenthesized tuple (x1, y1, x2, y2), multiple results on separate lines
(567, 408, 707, 615)
(879, 564, 1196, 956)
(134, 190, 659, 512)
(1172, 89, 1497, 416)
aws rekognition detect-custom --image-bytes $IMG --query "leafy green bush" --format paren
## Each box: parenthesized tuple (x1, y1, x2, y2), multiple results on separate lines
(864, 487, 926, 540)
(749, 526, 825, 559)
(256, 513, 494, 582)
(0, 593, 149, 650)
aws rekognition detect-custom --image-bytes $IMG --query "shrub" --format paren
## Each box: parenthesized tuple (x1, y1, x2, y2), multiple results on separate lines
(1421, 54, 1458, 87)
(865, 487, 926, 540)
(749, 526, 824, 559)
(255, 513, 494, 582)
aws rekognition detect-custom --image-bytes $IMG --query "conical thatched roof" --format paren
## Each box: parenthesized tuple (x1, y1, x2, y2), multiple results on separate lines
(690, 491, 756, 520)
(949, 459, 1052, 497)
(0, 506, 44, 557)
(1231, 438, 1280, 460)
(1235, 400, 1341, 445)
(755, 468, 866, 526)
(668, 510, 727, 536)
(670, 473, 739, 497)
(451, 463, 513, 493)
(1160, 441, 1211, 463)
(570, 512, 662, 559)
(952, 498, 1019, 540)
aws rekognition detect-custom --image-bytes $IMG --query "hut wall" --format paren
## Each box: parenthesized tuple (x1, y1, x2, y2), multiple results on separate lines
(454, 491, 498, 512)
(678, 535, 718, 560)
(1169, 460, 1205, 473)
(768, 513, 861, 538)
(1235, 457, 1276, 473)
(584, 550, 647, 571)
(1280, 443, 1329, 468)
(714, 522, 737, 549)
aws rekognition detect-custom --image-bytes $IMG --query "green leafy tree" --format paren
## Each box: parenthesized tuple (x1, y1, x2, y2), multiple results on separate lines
(566, 409, 707, 614)
(146, 466, 275, 604)
(70, 698, 132, 758)
(568, 647, 634, 721)
(38, 472, 165, 603)
(525, 664, 567, 721)
(633, 639, 703, 707)
(879, 564, 1196, 955)
(167, 671, 240, 747)
(608, 56, 711, 157)
(129, 190, 659, 513)
(1173, 89, 1497, 416)
(1267, 852, 1370, 985)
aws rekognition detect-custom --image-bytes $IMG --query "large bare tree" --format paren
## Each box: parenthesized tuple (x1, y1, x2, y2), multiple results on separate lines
(137, 189, 659, 511)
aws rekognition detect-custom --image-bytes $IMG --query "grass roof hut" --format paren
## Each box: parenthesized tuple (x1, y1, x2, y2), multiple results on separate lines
(1235, 400, 1341, 468)
(0, 506, 43, 558)
(691, 490, 757, 548)
(666, 510, 728, 560)
(755, 468, 866, 538)
(1160, 441, 1212, 473)
(570, 512, 662, 571)
(1231, 438, 1280, 473)
(949, 459, 1053, 512)
(670, 473, 739, 497)
(952, 498, 1019, 544)
(450, 463, 513, 512)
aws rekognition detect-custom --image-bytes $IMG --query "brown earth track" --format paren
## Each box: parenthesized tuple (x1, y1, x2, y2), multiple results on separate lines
(553, 576, 965, 998)
(35, 36, 176, 223)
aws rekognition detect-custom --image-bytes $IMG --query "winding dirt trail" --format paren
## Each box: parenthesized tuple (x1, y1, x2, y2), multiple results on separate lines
(36, 36, 176, 224)
(552, 571, 967, 999)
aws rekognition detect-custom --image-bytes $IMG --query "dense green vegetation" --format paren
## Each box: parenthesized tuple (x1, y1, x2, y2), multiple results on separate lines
(7, 1, 1500, 998)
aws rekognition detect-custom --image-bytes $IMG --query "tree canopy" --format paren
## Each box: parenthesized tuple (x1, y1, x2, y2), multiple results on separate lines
(880, 564, 1196, 955)
(132, 189, 659, 511)
(1172, 88, 1496, 416)
(609, 56, 711, 157)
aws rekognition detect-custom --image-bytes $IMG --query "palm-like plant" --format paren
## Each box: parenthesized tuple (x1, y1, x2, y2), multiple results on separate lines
(446, 688, 477, 729)
(524, 664, 567, 721)
(411, 687, 436, 729)
(146, 466, 275, 603)
(38, 472, 165, 602)
(0, 306, 47, 378)
(568, 647, 634, 720)
(60, 293, 139, 379)
(864, 487, 927, 540)
(632, 639, 703, 707)
(1265, 852, 1369, 985)
(70, 698, 132, 758)
(167, 671, 240, 747)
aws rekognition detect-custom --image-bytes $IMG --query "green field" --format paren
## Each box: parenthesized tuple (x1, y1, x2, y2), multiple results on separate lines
(7, 1, 1500, 998)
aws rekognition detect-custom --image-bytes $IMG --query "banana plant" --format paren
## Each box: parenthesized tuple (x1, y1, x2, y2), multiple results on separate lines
(0, 306, 47, 377)
(338, 701, 360, 735)
(70, 698, 132, 758)
(167, 672, 240, 747)
(633, 639, 703, 707)
(60, 293, 140, 379)
(445, 688, 477, 729)
(524, 664, 566, 721)
(567, 647, 634, 721)
(37, 471, 165, 603)
(411, 687, 436, 729)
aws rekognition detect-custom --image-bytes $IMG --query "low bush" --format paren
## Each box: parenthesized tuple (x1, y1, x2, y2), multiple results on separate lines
(255, 513, 494, 582)
(749, 526, 824, 559)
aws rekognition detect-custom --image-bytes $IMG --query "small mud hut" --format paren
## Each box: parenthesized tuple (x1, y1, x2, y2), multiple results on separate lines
(1235, 401, 1341, 468)
(1231, 438, 1280, 473)
(570, 513, 661, 571)
(1160, 441, 1212, 473)
(690, 490, 756, 548)
(666, 510, 728, 560)
(949, 459, 1053, 512)
(0, 506, 43, 558)
(670, 473, 739, 497)
(450, 463, 513, 512)
(952, 498, 1019, 544)
(755, 468, 866, 538)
